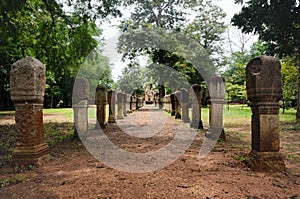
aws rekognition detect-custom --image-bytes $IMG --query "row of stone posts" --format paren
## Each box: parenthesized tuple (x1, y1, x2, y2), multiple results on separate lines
(95, 88, 144, 128)
(10, 56, 285, 172)
(162, 76, 226, 139)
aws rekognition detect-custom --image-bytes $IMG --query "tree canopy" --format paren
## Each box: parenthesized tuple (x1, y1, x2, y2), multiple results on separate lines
(0, 0, 119, 108)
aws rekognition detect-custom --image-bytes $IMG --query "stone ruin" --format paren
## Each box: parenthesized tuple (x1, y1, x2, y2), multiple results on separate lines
(10, 57, 50, 167)
(245, 56, 285, 172)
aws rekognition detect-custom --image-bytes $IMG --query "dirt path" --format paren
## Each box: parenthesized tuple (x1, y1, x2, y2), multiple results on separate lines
(0, 106, 300, 198)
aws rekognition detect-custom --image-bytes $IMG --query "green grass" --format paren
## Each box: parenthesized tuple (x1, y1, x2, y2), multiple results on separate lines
(43, 108, 74, 119)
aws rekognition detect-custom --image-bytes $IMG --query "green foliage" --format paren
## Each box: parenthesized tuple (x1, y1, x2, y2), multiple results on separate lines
(0, 0, 118, 109)
(222, 40, 267, 102)
(185, 0, 227, 66)
(281, 56, 298, 108)
(119, 0, 226, 88)
(232, 0, 300, 57)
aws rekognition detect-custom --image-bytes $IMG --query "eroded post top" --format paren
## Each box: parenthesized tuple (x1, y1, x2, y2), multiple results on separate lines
(10, 57, 46, 104)
(246, 56, 282, 114)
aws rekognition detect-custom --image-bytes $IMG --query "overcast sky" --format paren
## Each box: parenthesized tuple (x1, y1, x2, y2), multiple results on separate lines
(100, 0, 252, 81)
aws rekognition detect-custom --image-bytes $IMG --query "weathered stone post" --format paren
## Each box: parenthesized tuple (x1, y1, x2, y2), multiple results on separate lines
(207, 76, 226, 140)
(132, 96, 136, 112)
(126, 94, 131, 114)
(117, 92, 124, 119)
(246, 56, 285, 172)
(95, 85, 108, 129)
(122, 93, 127, 116)
(190, 84, 203, 129)
(159, 84, 165, 109)
(108, 90, 117, 123)
(170, 93, 176, 116)
(174, 91, 181, 119)
(72, 77, 89, 136)
(10, 57, 49, 167)
(181, 88, 190, 123)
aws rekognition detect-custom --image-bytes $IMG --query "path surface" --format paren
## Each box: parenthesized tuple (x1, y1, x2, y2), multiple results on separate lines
(1, 105, 300, 198)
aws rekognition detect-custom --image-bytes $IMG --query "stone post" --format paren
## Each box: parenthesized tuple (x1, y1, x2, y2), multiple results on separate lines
(170, 93, 176, 116)
(190, 84, 203, 129)
(246, 56, 285, 172)
(132, 96, 136, 112)
(126, 94, 132, 114)
(174, 91, 181, 119)
(181, 88, 190, 123)
(10, 57, 49, 167)
(207, 76, 226, 140)
(72, 77, 89, 136)
(159, 84, 165, 109)
(117, 92, 124, 119)
(108, 90, 117, 123)
(122, 93, 127, 116)
(95, 85, 108, 129)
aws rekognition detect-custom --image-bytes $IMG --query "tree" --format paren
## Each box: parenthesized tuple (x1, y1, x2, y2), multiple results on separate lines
(185, 0, 227, 67)
(232, 0, 300, 121)
(222, 40, 267, 104)
(119, 0, 226, 85)
(0, 0, 120, 109)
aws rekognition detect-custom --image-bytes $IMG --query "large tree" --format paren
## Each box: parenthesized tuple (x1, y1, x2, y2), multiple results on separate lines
(119, 0, 227, 85)
(232, 0, 300, 121)
(0, 0, 120, 109)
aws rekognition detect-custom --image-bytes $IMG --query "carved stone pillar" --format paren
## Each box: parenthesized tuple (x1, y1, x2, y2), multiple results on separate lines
(190, 84, 203, 129)
(72, 77, 89, 135)
(181, 88, 190, 123)
(246, 56, 285, 172)
(117, 92, 124, 119)
(207, 76, 226, 140)
(174, 91, 181, 119)
(95, 85, 107, 129)
(108, 90, 116, 123)
(10, 57, 49, 167)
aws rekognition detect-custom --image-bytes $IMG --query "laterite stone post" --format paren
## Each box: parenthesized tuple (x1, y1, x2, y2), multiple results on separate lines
(10, 57, 49, 167)
(122, 93, 127, 116)
(190, 84, 203, 129)
(72, 77, 89, 136)
(117, 92, 124, 119)
(181, 88, 190, 123)
(246, 56, 285, 172)
(108, 90, 117, 123)
(170, 93, 175, 116)
(95, 85, 108, 129)
(207, 76, 226, 140)
(174, 91, 181, 119)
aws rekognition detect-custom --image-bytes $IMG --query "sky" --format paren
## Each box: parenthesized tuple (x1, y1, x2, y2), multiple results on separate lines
(99, 0, 254, 81)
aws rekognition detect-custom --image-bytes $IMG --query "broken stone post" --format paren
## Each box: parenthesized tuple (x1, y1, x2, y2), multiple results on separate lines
(117, 92, 124, 119)
(10, 57, 49, 167)
(207, 76, 226, 140)
(190, 84, 203, 129)
(246, 56, 285, 172)
(174, 91, 181, 119)
(95, 85, 107, 129)
(181, 88, 190, 123)
(72, 77, 89, 136)
(108, 90, 117, 123)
